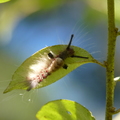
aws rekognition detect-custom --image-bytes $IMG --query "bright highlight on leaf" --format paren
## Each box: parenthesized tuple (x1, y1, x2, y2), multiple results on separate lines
(3, 35, 101, 93)
(36, 99, 95, 120)
(0, 0, 10, 3)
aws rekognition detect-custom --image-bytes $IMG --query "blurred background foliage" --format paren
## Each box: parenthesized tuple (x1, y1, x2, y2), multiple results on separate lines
(0, 0, 120, 120)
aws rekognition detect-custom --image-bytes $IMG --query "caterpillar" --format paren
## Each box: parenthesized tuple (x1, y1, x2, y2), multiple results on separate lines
(27, 34, 88, 91)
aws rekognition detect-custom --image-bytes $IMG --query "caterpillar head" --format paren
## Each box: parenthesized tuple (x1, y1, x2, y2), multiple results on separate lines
(59, 34, 88, 60)
(58, 34, 74, 60)
(66, 34, 75, 56)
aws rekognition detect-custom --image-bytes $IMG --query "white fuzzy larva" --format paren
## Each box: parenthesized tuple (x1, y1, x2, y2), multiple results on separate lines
(26, 34, 89, 91)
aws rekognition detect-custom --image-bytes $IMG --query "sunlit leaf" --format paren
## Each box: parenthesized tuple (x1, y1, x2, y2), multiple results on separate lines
(0, 0, 10, 3)
(36, 99, 95, 120)
(3, 43, 102, 93)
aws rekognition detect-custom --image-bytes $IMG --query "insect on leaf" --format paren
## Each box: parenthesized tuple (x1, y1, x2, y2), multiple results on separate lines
(36, 99, 95, 120)
(4, 35, 99, 93)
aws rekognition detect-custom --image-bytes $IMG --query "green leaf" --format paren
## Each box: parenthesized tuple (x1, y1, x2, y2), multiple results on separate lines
(0, 0, 10, 3)
(3, 44, 103, 93)
(36, 99, 95, 120)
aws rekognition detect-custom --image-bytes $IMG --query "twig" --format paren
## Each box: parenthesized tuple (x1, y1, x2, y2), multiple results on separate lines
(106, 0, 118, 120)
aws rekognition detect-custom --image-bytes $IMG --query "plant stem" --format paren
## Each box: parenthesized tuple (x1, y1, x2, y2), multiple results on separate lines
(106, 0, 118, 120)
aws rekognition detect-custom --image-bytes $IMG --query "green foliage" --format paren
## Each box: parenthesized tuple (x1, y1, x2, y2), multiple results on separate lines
(4, 45, 97, 93)
(40, 0, 64, 10)
(1, 0, 119, 120)
(0, 0, 10, 3)
(36, 99, 95, 120)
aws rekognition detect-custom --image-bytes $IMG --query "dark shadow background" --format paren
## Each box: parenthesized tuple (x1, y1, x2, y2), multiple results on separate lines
(0, 0, 120, 120)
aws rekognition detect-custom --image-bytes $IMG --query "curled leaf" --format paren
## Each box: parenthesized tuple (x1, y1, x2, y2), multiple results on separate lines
(4, 43, 102, 93)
